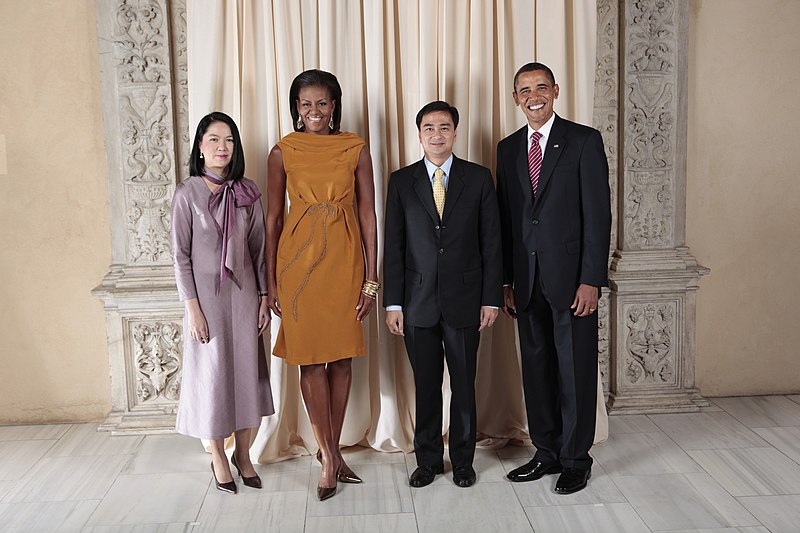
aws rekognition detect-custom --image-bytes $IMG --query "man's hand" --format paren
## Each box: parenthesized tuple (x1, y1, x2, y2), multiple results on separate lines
(386, 310, 404, 336)
(479, 306, 499, 331)
(571, 283, 599, 317)
(502, 286, 517, 319)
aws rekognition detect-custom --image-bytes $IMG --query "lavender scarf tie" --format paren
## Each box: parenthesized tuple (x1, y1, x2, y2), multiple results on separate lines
(204, 167, 262, 292)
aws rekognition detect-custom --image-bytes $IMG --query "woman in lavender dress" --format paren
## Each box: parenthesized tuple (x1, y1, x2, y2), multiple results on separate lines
(171, 112, 274, 494)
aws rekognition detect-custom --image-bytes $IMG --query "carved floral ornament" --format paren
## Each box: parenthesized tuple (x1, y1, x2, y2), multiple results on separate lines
(625, 303, 676, 386)
(131, 321, 182, 403)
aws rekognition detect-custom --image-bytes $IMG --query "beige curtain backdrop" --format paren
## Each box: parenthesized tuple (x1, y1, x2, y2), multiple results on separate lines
(186, 0, 606, 463)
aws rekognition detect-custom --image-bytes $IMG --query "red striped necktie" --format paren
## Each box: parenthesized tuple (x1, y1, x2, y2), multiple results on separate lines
(528, 131, 543, 197)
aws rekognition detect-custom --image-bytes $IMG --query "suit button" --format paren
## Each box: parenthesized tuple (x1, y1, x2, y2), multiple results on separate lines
(532, 219, 539, 225)
(435, 225, 440, 230)
(439, 248, 444, 254)
(531, 251, 536, 255)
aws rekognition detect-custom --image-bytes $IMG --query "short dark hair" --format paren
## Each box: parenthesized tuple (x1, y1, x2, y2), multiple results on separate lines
(289, 69, 343, 133)
(415, 100, 459, 130)
(189, 112, 245, 180)
(513, 62, 556, 91)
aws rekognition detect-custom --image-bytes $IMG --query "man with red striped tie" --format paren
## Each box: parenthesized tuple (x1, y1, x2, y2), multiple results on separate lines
(496, 62, 611, 495)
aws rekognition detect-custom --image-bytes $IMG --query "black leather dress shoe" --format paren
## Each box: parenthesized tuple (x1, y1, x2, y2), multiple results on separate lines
(409, 465, 443, 487)
(453, 465, 476, 487)
(507, 459, 562, 482)
(555, 467, 591, 494)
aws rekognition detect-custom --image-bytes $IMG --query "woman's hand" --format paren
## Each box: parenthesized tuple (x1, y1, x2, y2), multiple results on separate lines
(355, 292, 375, 322)
(266, 284, 282, 318)
(258, 296, 271, 335)
(185, 299, 209, 343)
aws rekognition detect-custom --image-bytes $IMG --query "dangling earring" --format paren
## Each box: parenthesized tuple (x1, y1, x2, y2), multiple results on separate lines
(329, 116, 334, 130)
(296, 116, 303, 130)
(199, 152, 204, 159)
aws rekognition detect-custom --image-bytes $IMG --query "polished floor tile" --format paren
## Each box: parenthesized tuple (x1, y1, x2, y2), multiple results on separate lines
(512, 463, 626, 507)
(655, 528, 770, 533)
(413, 481, 533, 533)
(0, 424, 71, 441)
(0, 439, 56, 481)
(714, 396, 800, 428)
(593, 431, 702, 476)
(787, 395, 800, 406)
(306, 462, 413, 517)
(304, 512, 417, 533)
(83, 524, 194, 533)
(650, 412, 769, 450)
(255, 464, 310, 493)
(123, 434, 208, 475)
(193, 490, 306, 532)
(688, 447, 800, 496)
(85, 472, 209, 526)
(0, 480, 13, 500)
(753, 426, 800, 464)
(524, 502, 650, 533)
(5, 454, 130, 502)
(609, 415, 661, 434)
(47, 423, 143, 457)
(0, 499, 98, 532)
(614, 473, 759, 530)
(738, 494, 800, 533)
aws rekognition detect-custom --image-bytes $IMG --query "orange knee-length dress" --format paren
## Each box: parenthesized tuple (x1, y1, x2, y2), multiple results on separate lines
(273, 131, 367, 365)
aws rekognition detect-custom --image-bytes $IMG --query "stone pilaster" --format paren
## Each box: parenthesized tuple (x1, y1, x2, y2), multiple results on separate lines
(92, 0, 189, 434)
(607, 0, 709, 413)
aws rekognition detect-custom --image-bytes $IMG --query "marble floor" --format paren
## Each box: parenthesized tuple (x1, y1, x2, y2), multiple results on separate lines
(2, 396, 800, 532)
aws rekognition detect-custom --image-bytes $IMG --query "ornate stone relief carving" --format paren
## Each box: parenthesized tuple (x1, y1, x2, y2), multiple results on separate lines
(169, 0, 190, 181)
(594, 0, 619, 394)
(623, 0, 677, 249)
(114, 0, 177, 264)
(624, 302, 677, 387)
(130, 321, 182, 403)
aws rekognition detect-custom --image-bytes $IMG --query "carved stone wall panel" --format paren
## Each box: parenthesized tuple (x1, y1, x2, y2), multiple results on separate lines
(594, 0, 619, 395)
(621, 300, 679, 389)
(114, 0, 178, 264)
(169, 0, 190, 182)
(622, 0, 678, 250)
(126, 319, 183, 408)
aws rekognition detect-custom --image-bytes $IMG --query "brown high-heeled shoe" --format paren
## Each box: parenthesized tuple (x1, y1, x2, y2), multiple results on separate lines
(316, 450, 363, 484)
(231, 453, 262, 489)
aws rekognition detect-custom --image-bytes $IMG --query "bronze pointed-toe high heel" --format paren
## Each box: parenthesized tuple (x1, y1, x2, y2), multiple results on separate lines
(211, 462, 237, 494)
(317, 483, 337, 501)
(231, 453, 262, 489)
(317, 450, 363, 484)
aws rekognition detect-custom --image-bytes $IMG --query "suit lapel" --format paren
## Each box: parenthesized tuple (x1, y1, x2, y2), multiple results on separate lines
(441, 156, 465, 224)
(513, 126, 534, 212)
(535, 114, 567, 206)
(412, 160, 440, 225)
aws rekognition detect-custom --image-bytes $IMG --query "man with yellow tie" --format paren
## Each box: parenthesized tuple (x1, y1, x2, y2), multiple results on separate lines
(384, 101, 502, 488)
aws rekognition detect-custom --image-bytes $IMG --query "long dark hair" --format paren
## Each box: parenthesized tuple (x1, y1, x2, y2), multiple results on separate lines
(288, 69, 343, 133)
(189, 112, 245, 180)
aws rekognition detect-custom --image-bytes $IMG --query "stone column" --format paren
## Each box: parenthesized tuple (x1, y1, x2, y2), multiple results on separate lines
(92, 0, 189, 433)
(607, 0, 709, 413)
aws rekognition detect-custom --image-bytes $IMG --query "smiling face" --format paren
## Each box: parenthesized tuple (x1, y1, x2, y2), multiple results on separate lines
(418, 110, 457, 165)
(513, 70, 559, 130)
(198, 121, 234, 175)
(296, 85, 335, 135)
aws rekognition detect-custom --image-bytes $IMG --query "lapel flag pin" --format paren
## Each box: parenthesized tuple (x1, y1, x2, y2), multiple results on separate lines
(553, 144, 560, 148)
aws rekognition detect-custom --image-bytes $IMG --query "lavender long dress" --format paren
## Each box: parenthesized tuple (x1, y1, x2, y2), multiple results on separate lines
(171, 176, 274, 440)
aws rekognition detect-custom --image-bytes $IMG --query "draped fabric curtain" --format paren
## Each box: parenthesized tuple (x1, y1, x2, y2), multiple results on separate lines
(187, 0, 606, 462)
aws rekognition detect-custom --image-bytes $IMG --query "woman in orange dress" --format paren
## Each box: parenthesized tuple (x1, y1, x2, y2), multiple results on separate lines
(265, 69, 378, 501)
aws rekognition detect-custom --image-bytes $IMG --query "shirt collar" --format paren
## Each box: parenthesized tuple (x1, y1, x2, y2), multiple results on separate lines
(424, 153, 454, 180)
(527, 112, 556, 141)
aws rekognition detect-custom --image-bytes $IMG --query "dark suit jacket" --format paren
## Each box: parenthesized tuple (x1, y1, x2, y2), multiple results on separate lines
(383, 156, 503, 328)
(496, 114, 611, 311)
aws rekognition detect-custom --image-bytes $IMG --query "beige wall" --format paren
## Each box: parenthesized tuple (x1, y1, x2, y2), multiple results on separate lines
(0, 1, 797, 425)
(688, 0, 800, 395)
(0, 1, 111, 422)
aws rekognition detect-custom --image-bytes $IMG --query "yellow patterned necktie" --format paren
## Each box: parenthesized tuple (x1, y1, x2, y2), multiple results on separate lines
(433, 168, 446, 218)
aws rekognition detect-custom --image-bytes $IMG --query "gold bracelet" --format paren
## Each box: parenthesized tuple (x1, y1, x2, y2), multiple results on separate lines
(361, 279, 380, 298)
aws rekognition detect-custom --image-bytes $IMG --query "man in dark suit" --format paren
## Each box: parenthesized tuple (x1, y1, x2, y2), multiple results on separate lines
(384, 101, 502, 489)
(497, 63, 611, 494)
